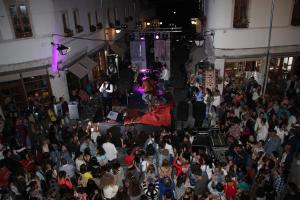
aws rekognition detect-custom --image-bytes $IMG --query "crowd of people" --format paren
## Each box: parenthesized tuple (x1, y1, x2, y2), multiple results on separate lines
(0, 63, 300, 200)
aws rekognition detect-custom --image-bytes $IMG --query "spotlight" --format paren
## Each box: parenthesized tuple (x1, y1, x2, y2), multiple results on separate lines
(115, 28, 121, 34)
(146, 22, 151, 26)
(51, 42, 71, 55)
(139, 33, 145, 40)
(191, 18, 198, 25)
(159, 22, 163, 25)
(154, 33, 160, 40)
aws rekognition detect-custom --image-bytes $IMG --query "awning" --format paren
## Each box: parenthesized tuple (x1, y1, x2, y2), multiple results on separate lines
(68, 63, 89, 79)
(79, 56, 97, 71)
(22, 68, 47, 78)
(0, 74, 20, 83)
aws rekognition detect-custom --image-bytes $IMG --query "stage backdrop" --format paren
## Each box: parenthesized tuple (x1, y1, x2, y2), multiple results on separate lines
(130, 40, 147, 70)
(154, 39, 171, 70)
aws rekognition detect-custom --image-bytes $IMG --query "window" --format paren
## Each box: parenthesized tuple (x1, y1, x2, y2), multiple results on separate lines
(270, 57, 294, 73)
(283, 57, 294, 72)
(7, 1, 32, 38)
(73, 9, 83, 33)
(88, 12, 96, 32)
(233, 0, 249, 28)
(292, 0, 300, 26)
(62, 11, 73, 36)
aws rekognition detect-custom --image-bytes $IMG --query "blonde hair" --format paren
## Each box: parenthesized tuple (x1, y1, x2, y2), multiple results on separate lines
(100, 173, 116, 189)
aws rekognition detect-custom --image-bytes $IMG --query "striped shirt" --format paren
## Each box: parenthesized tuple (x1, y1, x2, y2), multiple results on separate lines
(142, 180, 159, 200)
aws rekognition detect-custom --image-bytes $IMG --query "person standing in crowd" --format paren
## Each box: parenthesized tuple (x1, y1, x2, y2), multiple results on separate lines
(99, 79, 114, 117)
(106, 63, 118, 84)
(160, 64, 170, 91)
(192, 85, 206, 131)
(142, 77, 156, 109)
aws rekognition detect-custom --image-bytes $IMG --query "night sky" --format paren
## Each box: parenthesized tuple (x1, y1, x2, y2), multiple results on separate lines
(152, 0, 200, 32)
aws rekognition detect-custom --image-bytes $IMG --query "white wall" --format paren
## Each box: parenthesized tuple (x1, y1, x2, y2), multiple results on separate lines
(206, 0, 300, 50)
(0, 0, 141, 67)
(206, 0, 233, 29)
(48, 69, 70, 101)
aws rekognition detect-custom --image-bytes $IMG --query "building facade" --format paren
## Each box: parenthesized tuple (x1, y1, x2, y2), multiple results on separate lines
(204, 0, 300, 92)
(0, 0, 154, 109)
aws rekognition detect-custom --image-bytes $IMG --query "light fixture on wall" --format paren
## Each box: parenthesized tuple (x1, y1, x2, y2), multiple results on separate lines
(115, 28, 121, 34)
(139, 33, 145, 40)
(154, 33, 160, 40)
(51, 42, 71, 55)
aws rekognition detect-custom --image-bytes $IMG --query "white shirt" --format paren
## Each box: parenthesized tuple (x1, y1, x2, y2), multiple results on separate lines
(274, 126, 288, 144)
(75, 158, 86, 171)
(257, 124, 268, 142)
(59, 163, 75, 178)
(91, 131, 100, 143)
(99, 83, 114, 94)
(165, 143, 174, 157)
(212, 96, 221, 107)
(102, 142, 118, 161)
(287, 115, 297, 131)
(161, 68, 170, 81)
(255, 118, 269, 133)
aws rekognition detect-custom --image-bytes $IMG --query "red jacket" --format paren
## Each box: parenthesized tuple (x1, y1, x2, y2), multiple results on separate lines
(224, 181, 237, 199)
(58, 178, 73, 190)
(173, 158, 189, 176)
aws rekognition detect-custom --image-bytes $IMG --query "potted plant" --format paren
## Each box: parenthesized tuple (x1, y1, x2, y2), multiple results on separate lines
(75, 25, 83, 33)
(64, 28, 74, 37)
(90, 25, 96, 32)
(97, 22, 103, 29)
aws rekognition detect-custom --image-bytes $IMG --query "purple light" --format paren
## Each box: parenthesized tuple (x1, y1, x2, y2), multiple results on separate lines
(133, 86, 144, 94)
(139, 68, 148, 72)
(140, 36, 145, 40)
(155, 34, 160, 40)
(51, 45, 58, 73)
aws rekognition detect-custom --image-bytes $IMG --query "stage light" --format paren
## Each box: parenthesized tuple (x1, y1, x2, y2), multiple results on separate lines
(155, 33, 160, 40)
(51, 42, 71, 55)
(159, 22, 163, 25)
(139, 33, 145, 40)
(146, 22, 151, 26)
(191, 18, 198, 25)
(115, 28, 121, 34)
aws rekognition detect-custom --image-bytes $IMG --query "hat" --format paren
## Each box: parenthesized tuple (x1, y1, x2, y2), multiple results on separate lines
(124, 155, 135, 166)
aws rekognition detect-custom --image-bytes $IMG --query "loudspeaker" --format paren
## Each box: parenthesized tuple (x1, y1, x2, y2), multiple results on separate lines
(107, 111, 123, 122)
(177, 101, 189, 121)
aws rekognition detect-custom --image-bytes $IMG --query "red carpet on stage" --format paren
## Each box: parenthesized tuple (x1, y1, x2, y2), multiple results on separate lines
(124, 103, 172, 127)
